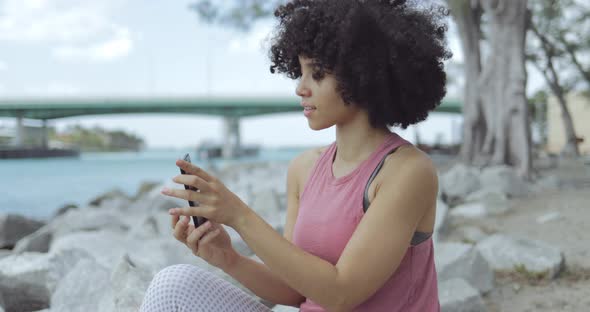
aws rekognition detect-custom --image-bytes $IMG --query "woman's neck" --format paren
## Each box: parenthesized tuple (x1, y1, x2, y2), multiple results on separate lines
(334, 123, 391, 164)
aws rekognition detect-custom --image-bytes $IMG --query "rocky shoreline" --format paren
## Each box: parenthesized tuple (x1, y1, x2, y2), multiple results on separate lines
(0, 157, 588, 312)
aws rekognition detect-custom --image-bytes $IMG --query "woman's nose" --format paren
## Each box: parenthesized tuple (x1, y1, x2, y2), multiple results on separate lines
(296, 81, 310, 97)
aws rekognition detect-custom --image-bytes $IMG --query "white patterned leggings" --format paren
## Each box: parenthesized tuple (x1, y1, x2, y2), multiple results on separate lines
(140, 264, 275, 312)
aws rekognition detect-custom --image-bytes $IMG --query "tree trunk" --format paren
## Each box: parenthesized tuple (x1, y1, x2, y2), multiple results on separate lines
(529, 23, 580, 158)
(478, 0, 532, 178)
(447, 0, 485, 165)
(553, 90, 580, 157)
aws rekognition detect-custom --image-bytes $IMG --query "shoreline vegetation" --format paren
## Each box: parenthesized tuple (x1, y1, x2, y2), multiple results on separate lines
(49, 125, 145, 152)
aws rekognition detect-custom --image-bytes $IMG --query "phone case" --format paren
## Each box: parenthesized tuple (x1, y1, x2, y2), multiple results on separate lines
(180, 153, 208, 227)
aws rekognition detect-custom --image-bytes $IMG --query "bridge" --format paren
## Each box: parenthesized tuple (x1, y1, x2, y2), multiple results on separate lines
(0, 96, 462, 158)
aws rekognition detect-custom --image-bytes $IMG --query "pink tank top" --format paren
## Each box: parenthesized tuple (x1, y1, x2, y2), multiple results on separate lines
(292, 132, 440, 312)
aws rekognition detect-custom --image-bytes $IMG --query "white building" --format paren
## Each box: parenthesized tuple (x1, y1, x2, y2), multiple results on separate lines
(547, 92, 590, 155)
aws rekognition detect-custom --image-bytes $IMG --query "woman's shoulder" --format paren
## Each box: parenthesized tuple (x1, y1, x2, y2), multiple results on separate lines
(290, 145, 330, 172)
(287, 145, 331, 188)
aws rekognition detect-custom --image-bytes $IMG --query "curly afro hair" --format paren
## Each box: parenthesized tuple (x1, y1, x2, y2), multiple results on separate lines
(268, 0, 452, 129)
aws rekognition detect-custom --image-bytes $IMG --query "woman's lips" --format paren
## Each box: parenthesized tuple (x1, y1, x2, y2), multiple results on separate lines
(303, 106, 316, 117)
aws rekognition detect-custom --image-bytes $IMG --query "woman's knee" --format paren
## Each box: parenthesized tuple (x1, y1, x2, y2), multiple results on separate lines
(150, 264, 214, 291)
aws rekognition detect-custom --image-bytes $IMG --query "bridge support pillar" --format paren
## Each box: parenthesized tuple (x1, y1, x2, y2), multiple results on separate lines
(222, 116, 241, 159)
(15, 111, 25, 147)
(41, 119, 49, 149)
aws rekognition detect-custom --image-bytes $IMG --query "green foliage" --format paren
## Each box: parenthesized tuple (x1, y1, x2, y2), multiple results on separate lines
(188, 0, 284, 31)
(513, 263, 550, 280)
(528, 0, 590, 93)
(50, 125, 145, 152)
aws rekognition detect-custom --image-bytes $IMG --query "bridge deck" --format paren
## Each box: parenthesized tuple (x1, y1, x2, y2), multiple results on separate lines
(0, 96, 461, 119)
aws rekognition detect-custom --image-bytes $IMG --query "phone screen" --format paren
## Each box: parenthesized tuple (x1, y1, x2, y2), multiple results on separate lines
(180, 153, 208, 227)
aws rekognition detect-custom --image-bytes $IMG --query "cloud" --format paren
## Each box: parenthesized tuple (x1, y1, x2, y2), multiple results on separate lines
(53, 29, 133, 62)
(24, 81, 81, 95)
(0, 61, 6, 71)
(228, 21, 274, 54)
(0, 0, 133, 62)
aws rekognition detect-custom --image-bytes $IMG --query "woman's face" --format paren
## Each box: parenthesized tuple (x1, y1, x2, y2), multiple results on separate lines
(296, 55, 360, 130)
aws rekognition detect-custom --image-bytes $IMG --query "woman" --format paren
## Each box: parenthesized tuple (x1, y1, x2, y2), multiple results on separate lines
(140, 0, 450, 311)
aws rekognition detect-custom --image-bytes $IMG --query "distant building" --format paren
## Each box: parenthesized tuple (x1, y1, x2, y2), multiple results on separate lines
(0, 122, 55, 148)
(547, 92, 590, 155)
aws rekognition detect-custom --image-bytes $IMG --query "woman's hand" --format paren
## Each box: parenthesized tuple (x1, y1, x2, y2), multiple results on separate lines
(171, 214, 239, 271)
(161, 159, 252, 229)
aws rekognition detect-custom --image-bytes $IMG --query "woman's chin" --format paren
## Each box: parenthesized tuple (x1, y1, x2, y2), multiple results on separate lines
(307, 120, 331, 131)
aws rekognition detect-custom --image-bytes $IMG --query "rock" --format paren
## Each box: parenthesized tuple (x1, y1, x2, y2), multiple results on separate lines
(111, 254, 154, 312)
(0, 214, 45, 248)
(0, 250, 11, 260)
(0, 249, 91, 311)
(127, 215, 160, 240)
(88, 188, 130, 207)
(531, 175, 562, 193)
(439, 278, 486, 312)
(127, 181, 186, 213)
(50, 257, 114, 311)
(433, 199, 449, 244)
(450, 195, 511, 219)
(50, 229, 207, 276)
(479, 166, 529, 197)
(476, 234, 564, 278)
(455, 226, 487, 244)
(536, 211, 563, 224)
(250, 189, 282, 219)
(14, 209, 130, 254)
(134, 181, 160, 200)
(440, 164, 481, 205)
(93, 196, 133, 211)
(435, 242, 494, 293)
(464, 188, 508, 203)
(12, 225, 52, 253)
(51, 203, 78, 219)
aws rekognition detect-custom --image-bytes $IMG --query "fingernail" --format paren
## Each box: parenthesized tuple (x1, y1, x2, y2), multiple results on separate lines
(161, 187, 170, 194)
(168, 208, 176, 214)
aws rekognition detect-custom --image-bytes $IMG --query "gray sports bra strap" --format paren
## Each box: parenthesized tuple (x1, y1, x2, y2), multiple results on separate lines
(363, 147, 399, 213)
(362, 146, 432, 246)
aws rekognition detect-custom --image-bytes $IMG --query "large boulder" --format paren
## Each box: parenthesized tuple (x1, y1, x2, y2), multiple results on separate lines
(126, 181, 186, 213)
(440, 164, 481, 205)
(0, 250, 11, 260)
(476, 234, 564, 279)
(0, 214, 45, 248)
(111, 254, 154, 312)
(450, 193, 511, 219)
(13, 209, 130, 254)
(250, 189, 282, 219)
(435, 242, 494, 294)
(88, 188, 131, 207)
(479, 166, 530, 197)
(0, 248, 91, 311)
(433, 199, 449, 244)
(50, 257, 114, 311)
(439, 278, 486, 312)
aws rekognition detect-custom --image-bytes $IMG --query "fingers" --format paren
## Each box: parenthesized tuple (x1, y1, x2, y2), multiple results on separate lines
(172, 174, 211, 193)
(173, 216, 191, 242)
(171, 214, 180, 230)
(199, 227, 221, 246)
(186, 221, 213, 249)
(168, 206, 211, 219)
(161, 187, 210, 205)
(176, 160, 215, 182)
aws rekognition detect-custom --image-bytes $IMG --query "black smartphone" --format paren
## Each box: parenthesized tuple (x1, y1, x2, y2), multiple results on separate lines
(180, 153, 208, 227)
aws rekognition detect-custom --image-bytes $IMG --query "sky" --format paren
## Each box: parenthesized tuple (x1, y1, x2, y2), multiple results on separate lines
(0, 0, 540, 149)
